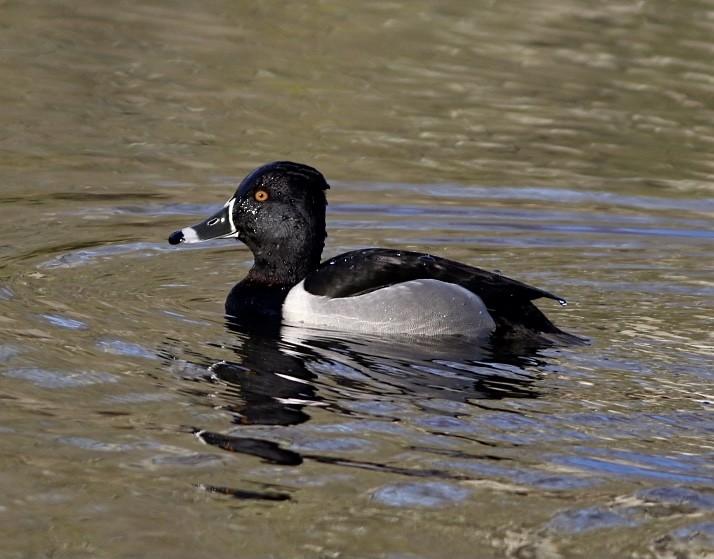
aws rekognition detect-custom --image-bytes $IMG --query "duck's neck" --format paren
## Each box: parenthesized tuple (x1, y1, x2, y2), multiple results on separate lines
(226, 233, 325, 318)
(245, 240, 323, 288)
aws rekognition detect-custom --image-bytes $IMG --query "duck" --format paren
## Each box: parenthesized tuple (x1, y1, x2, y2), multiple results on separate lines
(168, 161, 581, 344)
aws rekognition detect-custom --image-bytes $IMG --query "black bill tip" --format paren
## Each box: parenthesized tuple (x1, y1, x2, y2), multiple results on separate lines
(168, 230, 184, 245)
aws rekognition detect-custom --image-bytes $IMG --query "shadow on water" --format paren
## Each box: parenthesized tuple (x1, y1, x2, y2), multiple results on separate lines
(161, 317, 561, 500)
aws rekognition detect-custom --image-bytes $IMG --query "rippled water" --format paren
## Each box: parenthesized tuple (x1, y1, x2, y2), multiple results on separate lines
(1, 2, 713, 558)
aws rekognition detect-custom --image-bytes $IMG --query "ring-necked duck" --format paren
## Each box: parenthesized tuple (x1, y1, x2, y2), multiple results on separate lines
(169, 161, 581, 343)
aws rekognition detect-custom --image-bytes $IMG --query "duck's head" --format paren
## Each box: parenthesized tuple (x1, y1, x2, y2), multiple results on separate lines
(169, 161, 330, 285)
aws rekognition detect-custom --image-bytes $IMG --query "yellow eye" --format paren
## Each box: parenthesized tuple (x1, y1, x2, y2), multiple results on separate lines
(254, 189, 269, 202)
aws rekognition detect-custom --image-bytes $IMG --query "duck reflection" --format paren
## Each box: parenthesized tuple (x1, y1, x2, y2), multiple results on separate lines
(176, 317, 553, 495)
(275, 322, 545, 404)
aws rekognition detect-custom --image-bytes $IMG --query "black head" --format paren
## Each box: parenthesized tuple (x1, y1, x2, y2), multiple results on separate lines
(169, 161, 330, 286)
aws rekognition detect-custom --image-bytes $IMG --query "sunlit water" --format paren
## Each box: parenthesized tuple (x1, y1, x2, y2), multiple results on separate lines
(1, 1, 713, 558)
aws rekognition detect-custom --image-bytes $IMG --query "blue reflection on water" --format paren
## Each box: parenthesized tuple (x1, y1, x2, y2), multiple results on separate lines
(551, 454, 714, 485)
(372, 481, 471, 508)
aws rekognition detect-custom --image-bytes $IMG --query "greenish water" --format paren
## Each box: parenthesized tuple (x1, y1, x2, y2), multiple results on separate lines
(1, 2, 712, 558)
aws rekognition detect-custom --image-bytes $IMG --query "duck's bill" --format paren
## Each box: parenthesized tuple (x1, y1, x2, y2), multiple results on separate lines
(168, 198, 237, 245)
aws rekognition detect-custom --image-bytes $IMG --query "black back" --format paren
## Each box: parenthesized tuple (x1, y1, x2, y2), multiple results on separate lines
(304, 248, 579, 342)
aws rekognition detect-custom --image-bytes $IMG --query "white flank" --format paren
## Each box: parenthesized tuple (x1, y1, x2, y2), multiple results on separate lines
(282, 279, 495, 337)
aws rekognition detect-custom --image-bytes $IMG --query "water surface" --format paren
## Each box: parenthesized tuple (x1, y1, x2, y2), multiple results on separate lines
(1, 1, 713, 558)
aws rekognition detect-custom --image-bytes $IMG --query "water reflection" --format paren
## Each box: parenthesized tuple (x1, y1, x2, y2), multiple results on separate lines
(163, 316, 559, 497)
